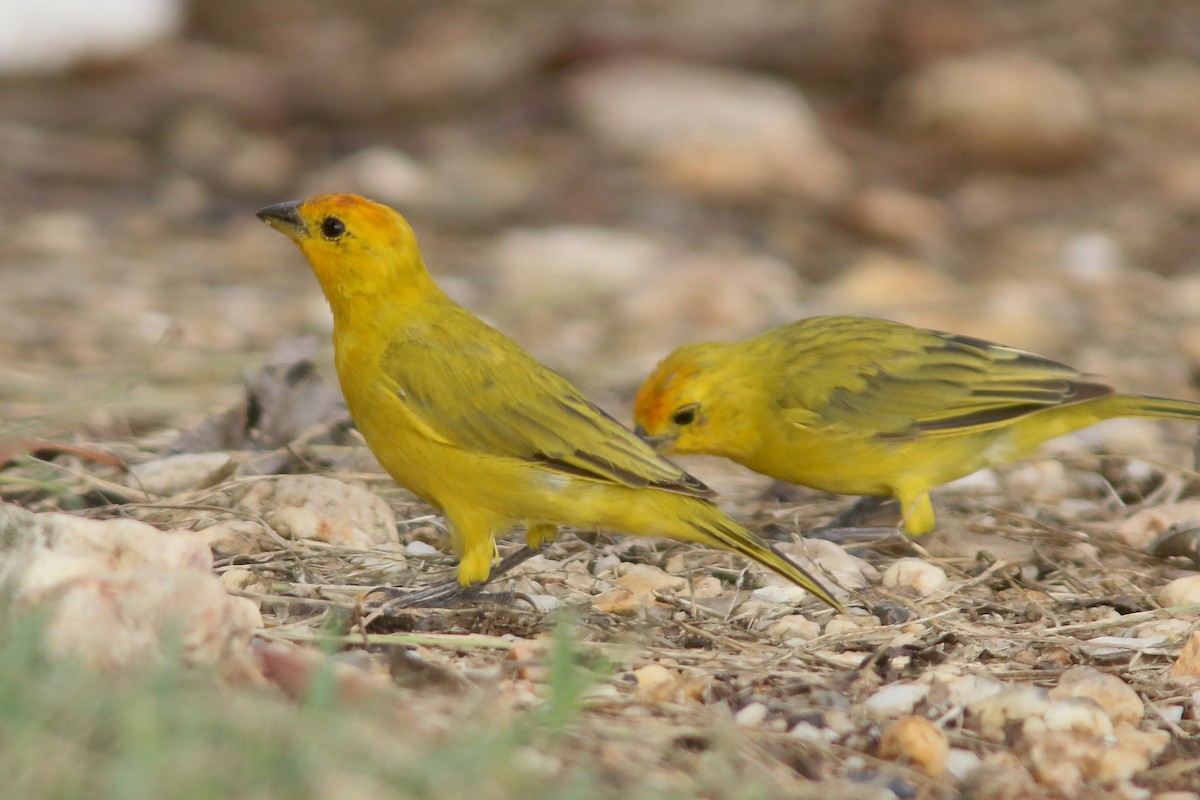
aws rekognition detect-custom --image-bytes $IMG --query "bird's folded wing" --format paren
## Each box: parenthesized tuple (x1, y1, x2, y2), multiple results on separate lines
(778, 324, 1113, 439)
(382, 331, 711, 497)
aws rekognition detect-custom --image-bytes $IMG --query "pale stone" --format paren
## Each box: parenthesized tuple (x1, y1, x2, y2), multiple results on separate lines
(1049, 665, 1144, 726)
(879, 715, 948, 778)
(882, 558, 948, 596)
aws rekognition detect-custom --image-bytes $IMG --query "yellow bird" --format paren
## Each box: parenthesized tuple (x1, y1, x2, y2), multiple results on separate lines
(634, 315, 1200, 536)
(257, 194, 842, 611)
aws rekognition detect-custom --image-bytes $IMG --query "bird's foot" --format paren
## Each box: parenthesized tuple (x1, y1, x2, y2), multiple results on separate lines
(806, 525, 905, 544)
(814, 496, 900, 530)
(366, 545, 541, 609)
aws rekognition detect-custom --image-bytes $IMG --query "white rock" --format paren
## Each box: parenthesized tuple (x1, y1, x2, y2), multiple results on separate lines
(968, 685, 1052, 741)
(1160, 706, 1187, 728)
(941, 673, 1006, 708)
(765, 614, 821, 643)
(570, 56, 852, 202)
(1128, 618, 1194, 644)
(196, 520, 267, 557)
(775, 539, 875, 590)
(236, 475, 398, 548)
(789, 721, 836, 743)
(0, 0, 182, 73)
(1117, 500, 1200, 549)
(0, 502, 259, 671)
(617, 252, 804, 360)
(1019, 723, 1169, 794)
(895, 50, 1098, 169)
(219, 567, 261, 593)
(128, 452, 235, 497)
(862, 681, 929, 719)
(846, 186, 950, 250)
(521, 594, 563, 613)
(493, 226, 658, 304)
(1158, 575, 1200, 608)
(825, 615, 874, 637)
(945, 748, 982, 781)
(1049, 666, 1144, 726)
(1027, 697, 1113, 739)
(751, 584, 811, 605)
(9, 511, 213, 601)
(1170, 632, 1200, 685)
(302, 146, 431, 208)
(819, 252, 957, 313)
(882, 558, 948, 596)
(734, 701, 770, 728)
(43, 569, 261, 669)
(405, 540, 440, 557)
(1080, 636, 1164, 657)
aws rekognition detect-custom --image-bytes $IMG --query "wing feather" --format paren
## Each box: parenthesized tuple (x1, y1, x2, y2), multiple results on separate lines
(772, 317, 1113, 439)
(381, 309, 711, 497)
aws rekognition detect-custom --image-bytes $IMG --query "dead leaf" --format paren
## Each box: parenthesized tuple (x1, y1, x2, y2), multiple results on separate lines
(167, 337, 348, 463)
(0, 439, 124, 470)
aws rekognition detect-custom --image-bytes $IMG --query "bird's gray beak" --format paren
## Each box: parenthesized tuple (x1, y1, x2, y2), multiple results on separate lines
(634, 425, 673, 450)
(256, 200, 307, 240)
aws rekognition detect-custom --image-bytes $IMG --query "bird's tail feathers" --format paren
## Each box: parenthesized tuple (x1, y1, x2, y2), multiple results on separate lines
(1120, 395, 1200, 422)
(689, 505, 845, 613)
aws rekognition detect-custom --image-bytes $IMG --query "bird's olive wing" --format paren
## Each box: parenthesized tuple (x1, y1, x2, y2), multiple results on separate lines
(380, 320, 711, 497)
(776, 318, 1112, 439)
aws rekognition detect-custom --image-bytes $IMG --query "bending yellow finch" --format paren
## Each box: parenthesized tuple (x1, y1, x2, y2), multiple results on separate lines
(257, 194, 842, 611)
(634, 315, 1200, 536)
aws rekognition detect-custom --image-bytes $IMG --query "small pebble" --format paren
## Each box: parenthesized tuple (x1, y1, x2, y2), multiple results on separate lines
(862, 682, 929, 719)
(789, 721, 836, 743)
(826, 615, 874, 636)
(238, 475, 398, 548)
(1169, 632, 1200, 685)
(1128, 618, 1193, 643)
(751, 584, 811, 605)
(521, 594, 562, 613)
(968, 685, 1051, 741)
(944, 748, 982, 781)
(1049, 665, 1144, 726)
(129, 452, 234, 496)
(734, 701, 770, 728)
(878, 716, 948, 778)
(764, 614, 821, 643)
(1117, 501, 1200, 549)
(405, 541, 439, 556)
(1028, 697, 1113, 739)
(882, 558, 948, 596)
(1080, 636, 1162, 657)
(895, 50, 1098, 169)
(1157, 575, 1200, 607)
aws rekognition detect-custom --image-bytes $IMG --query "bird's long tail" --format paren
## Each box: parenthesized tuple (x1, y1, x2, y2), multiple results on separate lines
(683, 501, 846, 613)
(1118, 395, 1200, 421)
(1017, 393, 1200, 451)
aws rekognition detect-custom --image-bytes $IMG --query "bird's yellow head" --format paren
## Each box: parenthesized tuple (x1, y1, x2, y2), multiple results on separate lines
(257, 193, 434, 307)
(633, 342, 736, 455)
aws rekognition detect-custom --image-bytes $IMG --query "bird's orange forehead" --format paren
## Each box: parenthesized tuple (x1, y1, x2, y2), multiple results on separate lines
(634, 361, 695, 430)
(300, 193, 396, 227)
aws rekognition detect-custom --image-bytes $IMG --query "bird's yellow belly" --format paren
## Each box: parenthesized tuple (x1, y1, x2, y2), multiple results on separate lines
(747, 425, 1019, 498)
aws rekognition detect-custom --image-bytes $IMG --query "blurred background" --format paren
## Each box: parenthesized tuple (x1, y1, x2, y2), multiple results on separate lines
(3, 0, 1200, 444)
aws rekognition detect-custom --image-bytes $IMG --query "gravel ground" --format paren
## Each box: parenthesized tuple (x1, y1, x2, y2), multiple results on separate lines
(3, 2, 1200, 797)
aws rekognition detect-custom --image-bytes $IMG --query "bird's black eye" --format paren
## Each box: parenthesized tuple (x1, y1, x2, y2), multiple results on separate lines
(320, 216, 346, 240)
(671, 404, 699, 426)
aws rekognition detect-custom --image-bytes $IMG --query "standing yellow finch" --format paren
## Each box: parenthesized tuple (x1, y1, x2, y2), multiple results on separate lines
(634, 315, 1200, 536)
(257, 194, 842, 611)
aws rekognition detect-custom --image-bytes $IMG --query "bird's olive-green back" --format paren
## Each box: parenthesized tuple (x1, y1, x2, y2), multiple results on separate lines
(758, 316, 1114, 440)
